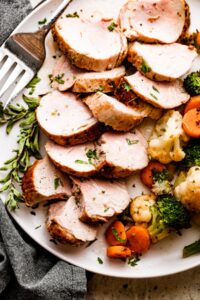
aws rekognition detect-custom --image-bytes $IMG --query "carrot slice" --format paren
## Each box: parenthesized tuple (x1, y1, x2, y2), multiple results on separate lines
(140, 162, 166, 188)
(184, 96, 200, 114)
(126, 226, 150, 254)
(107, 246, 132, 258)
(182, 108, 200, 138)
(105, 221, 127, 246)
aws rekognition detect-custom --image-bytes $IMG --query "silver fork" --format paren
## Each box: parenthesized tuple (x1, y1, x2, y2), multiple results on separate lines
(0, 0, 71, 108)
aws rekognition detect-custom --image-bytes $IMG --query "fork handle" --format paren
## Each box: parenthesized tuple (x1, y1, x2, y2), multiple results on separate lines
(41, 0, 72, 35)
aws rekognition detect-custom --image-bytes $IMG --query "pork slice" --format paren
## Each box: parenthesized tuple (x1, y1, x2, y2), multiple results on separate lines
(97, 130, 148, 178)
(36, 91, 103, 146)
(114, 80, 162, 120)
(52, 18, 127, 71)
(125, 72, 190, 109)
(45, 140, 103, 177)
(128, 42, 197, 81)
(71, 177, 130, 222)
(51, 55, 83, 91)
(119, 0, 185, 43)
(84, 92, 146, 131)
(22, 156, 71, 207)
(46, 197, 98, 245)
(72, 66, 126, 93)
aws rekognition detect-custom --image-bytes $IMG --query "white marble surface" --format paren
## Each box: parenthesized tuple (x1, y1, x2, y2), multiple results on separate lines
(29, 0, 200, 298)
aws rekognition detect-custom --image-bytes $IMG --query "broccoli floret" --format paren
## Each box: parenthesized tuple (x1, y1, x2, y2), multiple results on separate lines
(147, 194, 191, 243)
(184, 71, 200, 96)
(183, 239, 200, 258)
(180, 140, 200, 169)
(147, 205, 171, 243)
(152, 169, 172, 195)
(157, 195, 191, 230)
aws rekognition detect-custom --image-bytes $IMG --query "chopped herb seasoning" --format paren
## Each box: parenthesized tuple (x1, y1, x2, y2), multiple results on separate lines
(54, 74, 65, 84)
(140, 60, 151, 73)
(75, 160, 89, 165)
(104, 207, 109, 212)
(30, 211, 36, 216)
(152, 85, 159, 93)
(127, 254, 140, 267)
(35, 225, 41, 229)
(66, 12, 79, 18)
(97, 257, 103, 264)
(126, 138, 139, 145)
(123, 83, 132, 92)
(107, 22, 117, 32)
(96, 85, 104, 92)
(54, 177, 63, 190)
(111, 228, 126, 243)
(38, 18, 47, 25)
(150, 93, 158, 101)
(86, 149, 98, 164)
(26, 76, 41, 95)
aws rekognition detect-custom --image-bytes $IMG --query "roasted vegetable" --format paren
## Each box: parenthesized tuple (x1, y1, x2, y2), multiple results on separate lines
(180, 140, 200, 169)
(148, 194, 191, 243)
(184, 71, 200, 96)
(183, 239, 200, 258)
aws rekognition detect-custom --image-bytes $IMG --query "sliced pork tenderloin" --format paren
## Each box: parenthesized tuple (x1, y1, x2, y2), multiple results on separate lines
(84, 92, 146, 131)
(128, 42, 197, 81)
(125, 72, 190, 109)
(51, 55, 83, 91)
(45, 140, 103, 177)
(114, 80, 162, 120)
(97, 130, 148, 178)
(22, 156, 71, 207)
(52, 55, 126, 93)
(72, 66, 126, 93)
(119, 0, 185, 43)
(71, 177, 130, 222)
(46, 197, 98, 245)
(52, 18, 127, 71)
(36, 91, 103, 146)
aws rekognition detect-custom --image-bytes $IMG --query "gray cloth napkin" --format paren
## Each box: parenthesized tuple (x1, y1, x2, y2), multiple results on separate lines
(0, 1, 87, 299)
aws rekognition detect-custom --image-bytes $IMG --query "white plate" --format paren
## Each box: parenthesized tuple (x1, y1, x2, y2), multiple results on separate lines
(1, 0, 200, 278)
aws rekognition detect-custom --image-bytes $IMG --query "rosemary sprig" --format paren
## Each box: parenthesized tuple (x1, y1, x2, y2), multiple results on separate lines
(0, 96, 41, 210)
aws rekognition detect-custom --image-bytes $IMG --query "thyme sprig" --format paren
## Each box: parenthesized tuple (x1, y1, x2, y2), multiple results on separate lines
(0, 96, 41, 210)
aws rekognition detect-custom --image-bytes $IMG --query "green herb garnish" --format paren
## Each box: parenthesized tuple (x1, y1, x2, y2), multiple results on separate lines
(152, 86, 159, 93)
(140, 60, 151, 73)
(86, 149, 98, 164)
(26, 76, 41, 95)
(96, 85, 105, 92)
(35, 225, 42, 229)
(38, 18, 47, 25)
(54, 177, 63, 190)
(0, 96, 41, 210)
(97, 257, 103, 264)
(66, 12, 79, 18)
(75, 160, 89, 165)
(111, 227, 126, 243)
(126, 139, 139, 145)
(150, 93, 158, 101)
(107, 22, 117, 32)
(127, 255, 140, 267)
(54, 74, 65, 84)
(123, 83, 132, 92)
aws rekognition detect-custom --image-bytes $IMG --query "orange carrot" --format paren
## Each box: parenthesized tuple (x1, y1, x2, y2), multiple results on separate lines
(182, 108, 200, 138)
(126, 226, 150, 254)
(107, 246, 132, 258)
(105, 221, 127, 246)
(184, 96, 200, 114)
(196, 32, 200, 47)
(140, 162, 166, 188)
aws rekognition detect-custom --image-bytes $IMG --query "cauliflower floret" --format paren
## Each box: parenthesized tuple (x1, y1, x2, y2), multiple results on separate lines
(130, 194, 156, 224)
(174, 166, 200, 212)
(148, 110, 189, 164)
